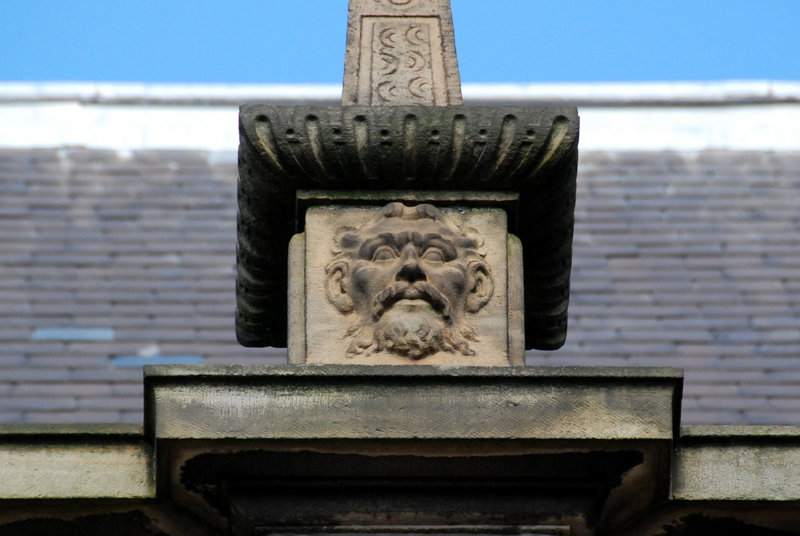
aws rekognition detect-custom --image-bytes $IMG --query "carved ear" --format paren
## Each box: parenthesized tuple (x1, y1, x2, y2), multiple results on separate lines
(325, 260, 354, 313)
(466, 261, 494, 313)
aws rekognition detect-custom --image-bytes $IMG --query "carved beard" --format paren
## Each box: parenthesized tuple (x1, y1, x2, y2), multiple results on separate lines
(374, 301, 447, 360)
(345, 282, 477, 360)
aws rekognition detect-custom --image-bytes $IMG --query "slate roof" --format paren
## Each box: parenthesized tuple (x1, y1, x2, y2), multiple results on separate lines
(542, 150, 800, 425)
(1, 147, 799, 425)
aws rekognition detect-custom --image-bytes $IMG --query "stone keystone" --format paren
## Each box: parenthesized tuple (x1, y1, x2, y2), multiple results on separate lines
(342, 0, 463, 106)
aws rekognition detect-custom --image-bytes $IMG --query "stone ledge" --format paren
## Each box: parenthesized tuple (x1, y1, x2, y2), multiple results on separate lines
(3, 81, 797, 106)
(145, 365, 682, 441)
(681, 425, 800, 439)
(0, 423, 142, 437)
(144, 364, 682, 379)
(0, 425, 153, 499)
(674, 426, 800, 501)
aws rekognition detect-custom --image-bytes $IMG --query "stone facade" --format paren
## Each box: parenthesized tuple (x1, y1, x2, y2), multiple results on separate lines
(0, 0, 799, 530)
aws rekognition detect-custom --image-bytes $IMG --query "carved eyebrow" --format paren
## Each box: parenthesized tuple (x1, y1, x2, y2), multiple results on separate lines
(358, 234, 397, 259)
(421, 234, 457, 260)
(358, 232, 457, 260)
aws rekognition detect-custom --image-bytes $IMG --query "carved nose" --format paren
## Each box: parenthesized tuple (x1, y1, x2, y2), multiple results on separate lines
(395, 260, 427, 283)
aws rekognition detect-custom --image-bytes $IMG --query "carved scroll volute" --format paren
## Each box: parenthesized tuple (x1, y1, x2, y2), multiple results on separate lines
(342, 0, 463, 106)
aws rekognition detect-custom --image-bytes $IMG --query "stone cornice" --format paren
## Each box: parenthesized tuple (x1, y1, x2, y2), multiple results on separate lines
(235, 105, 579, 350)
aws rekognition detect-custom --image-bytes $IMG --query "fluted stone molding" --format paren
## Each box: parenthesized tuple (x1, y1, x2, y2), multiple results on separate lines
(236, 105, 579, 351)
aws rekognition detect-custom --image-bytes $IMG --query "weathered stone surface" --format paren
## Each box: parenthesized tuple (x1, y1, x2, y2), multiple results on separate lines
(0, 425, 153, 499)
(236, 105, 579, 351)
(175, 443, 645, 535)
(508, 234, 525, 365)
(673, 426, 800, 501)
(9, 379, 800, 535)
(145, 366, 680, 440)
(286, 233, 306, 365)
(0, 512, 170, 536)
(302, 204, 509, 365)
(288, 191, 525, 365)
(296, 189, 521, 219)
(343, 0, 462, 106)
(0, 506, 217, 536)
(145, 365, 679, 535)
(616, 507, 800, 536)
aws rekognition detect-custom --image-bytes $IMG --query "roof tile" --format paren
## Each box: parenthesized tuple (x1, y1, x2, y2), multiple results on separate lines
(0, 148, 798, 424)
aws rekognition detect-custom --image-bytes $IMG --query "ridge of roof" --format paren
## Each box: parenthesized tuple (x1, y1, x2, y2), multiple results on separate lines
(3, 102, 799, 152)
(0, 80, 798, 106)
(1, 81, 799, 152)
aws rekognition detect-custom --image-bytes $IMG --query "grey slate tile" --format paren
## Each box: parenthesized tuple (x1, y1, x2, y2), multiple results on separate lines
(681, 411, 745, 425)
(110, 383, 145, 396)
(696, 397, 770, 410)
(119, 411, 145, 424)
(69, 369, 144, 382)
(683, 383, 741, 396)
(76, 397, 143, 410)
(1, 369, 71, 382)
(23, 410, 123, 424)
(767, 398, 800, 410)
(0, 412, 25, 424)
(0, 397, 77, 410)
(31, 327, 115, 341)
(742, 411, 800, 425)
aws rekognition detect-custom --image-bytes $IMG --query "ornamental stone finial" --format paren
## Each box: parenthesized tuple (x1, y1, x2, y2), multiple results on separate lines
(235, 0, 580, 364)
(342, 0, 462, 106)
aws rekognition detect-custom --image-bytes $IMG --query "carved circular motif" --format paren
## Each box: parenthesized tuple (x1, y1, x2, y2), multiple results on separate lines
(405, 24, 429, 45)
(376, 0, 418, 7)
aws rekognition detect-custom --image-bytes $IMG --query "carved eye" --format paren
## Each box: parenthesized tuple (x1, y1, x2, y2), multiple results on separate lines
(422, 247, 445, 263)
(372, 246, 398, 262)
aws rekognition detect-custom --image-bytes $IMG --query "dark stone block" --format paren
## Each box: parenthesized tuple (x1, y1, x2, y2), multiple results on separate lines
(657, 514, 799, 536)
(0, 511, 168, 536)
(180, 449, 642, 535)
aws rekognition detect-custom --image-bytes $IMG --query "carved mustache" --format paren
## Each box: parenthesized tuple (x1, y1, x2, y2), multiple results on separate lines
(372, 281, 451, 320)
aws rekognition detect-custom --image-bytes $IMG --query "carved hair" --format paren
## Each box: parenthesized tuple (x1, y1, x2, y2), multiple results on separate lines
(331, 202, 486, 257)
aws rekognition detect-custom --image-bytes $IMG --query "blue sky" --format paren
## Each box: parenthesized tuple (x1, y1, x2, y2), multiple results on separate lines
(2, 0, 799, 83)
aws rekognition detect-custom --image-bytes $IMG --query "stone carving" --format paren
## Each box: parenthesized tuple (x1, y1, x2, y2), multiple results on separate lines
(236, 0, 581, 362)
(375, 0, 421, 7)
(343, 0, 462, 106)
(324, 203, 493, 360)
(236, 105, 579, 352)
(371, 19, 442, 105)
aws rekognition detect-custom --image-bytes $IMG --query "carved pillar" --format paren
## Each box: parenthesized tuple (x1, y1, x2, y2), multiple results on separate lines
(236, 0, 579, 363)
(228, 1, 592, 534)
(342, 0, 462, 106)
(236, 105, 579, 364)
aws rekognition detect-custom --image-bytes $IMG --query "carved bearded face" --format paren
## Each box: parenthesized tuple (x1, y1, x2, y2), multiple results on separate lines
(325, 203, 494, 360)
